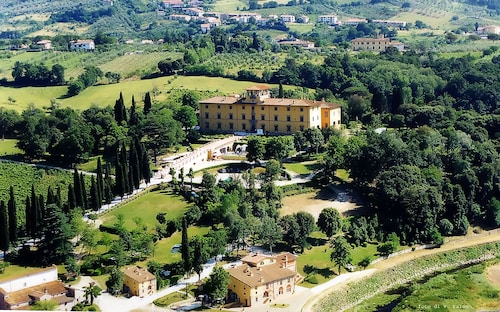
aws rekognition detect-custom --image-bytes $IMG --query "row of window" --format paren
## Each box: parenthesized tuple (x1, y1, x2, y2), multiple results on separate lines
(207, 104, 304, 112)
(205, 122, 303, 132)
(206, 113, 307, 122)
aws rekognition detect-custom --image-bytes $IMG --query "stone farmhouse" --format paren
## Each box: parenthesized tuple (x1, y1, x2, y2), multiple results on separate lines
(0, 265, 75, 310)
(226, 252, 301, 307)
(199, 85, 342, 134)
(69, 39, 95, 51)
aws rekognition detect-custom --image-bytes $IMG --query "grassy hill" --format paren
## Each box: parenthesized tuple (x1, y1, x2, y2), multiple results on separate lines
(0, 76, 275, 112)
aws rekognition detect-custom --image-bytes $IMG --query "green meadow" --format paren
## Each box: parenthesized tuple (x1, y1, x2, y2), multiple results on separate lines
(0, 76, 275, 112)
(0, 139, 22, 156)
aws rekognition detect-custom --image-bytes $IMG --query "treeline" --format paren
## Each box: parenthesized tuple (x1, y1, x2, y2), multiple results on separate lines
(49, 6, 115, 24)
(0, 90, 192, 165)
(11, 62, 65, 86)
(321, 109, 500, 245)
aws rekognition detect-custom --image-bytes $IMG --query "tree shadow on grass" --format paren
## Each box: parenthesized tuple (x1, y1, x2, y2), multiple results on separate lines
(303, 264, 336, 278)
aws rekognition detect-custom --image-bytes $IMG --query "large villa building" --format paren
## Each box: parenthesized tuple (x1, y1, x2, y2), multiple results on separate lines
(199, 85, 342, 134)
(226, 252, 301, 307)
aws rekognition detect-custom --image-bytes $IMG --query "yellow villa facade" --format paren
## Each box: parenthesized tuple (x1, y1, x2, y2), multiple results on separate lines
(199, 85, 342, 134)
(226, 252, 301, 307)
(122, 266, 156, 298)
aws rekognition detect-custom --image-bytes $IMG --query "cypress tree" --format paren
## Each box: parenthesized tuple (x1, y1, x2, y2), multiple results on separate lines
(129, 139, 140, 189)
(143, 92, 152, 115)
(80, 173, 88, 210)
(31, 185, 40, 238)
(56, 187, 62, 209)
(25, 196, 31, 238)
(181, 217, 191, 274)
(0, 201, 9, 257)
(74, 168, 84, 208)
(96, 158, 104, 208)
(8, 186, 17, 243)
(141, 146, 151, 184)
(115, 161, 125, 199)
(278, 81, 284, 98)
(119, 143, 131, 194)
(129, 96, 138, 127)
(38, 194, 45, 220)
(46, 186, 55, 206)
(104, 164, 114, 204)
(90, 176, 100, 211)
(114, 92, 127, 124)
(68, 184, 76, 211)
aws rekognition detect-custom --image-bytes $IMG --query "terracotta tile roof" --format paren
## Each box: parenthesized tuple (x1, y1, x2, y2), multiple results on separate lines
(4, 280, 68, 307)
(241, 253, 269, 265)
(122, 266, 156, 283)
(228, 263, 296, 288)
(246, 85, 271, 91)
(199, 96, 240, 104)
(351, 37, 390, 43)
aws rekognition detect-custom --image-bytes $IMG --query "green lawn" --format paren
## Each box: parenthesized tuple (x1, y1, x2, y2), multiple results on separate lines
(100, 190, 190, 232)
(153, 291, 188, 307)
(283, 162, 319, 175)
(0, 139, 22, 156)
(137, 225, 211, 265)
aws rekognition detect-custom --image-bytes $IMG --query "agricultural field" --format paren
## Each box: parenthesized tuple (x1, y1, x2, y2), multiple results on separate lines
(350, 260, 500, 312)
(0, 161, 89, 221)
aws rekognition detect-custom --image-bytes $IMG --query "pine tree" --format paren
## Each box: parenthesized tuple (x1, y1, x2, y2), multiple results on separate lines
(181, 217, 191, 275)
(74, 168, 84, 208)
(0, 200, 9, 257)
(8, 186, 17, 243)
(80, 173, 88, 210)
(143, 92, 152, 115)
(40, 204, 73, 265)
(67, 184, 76, 211)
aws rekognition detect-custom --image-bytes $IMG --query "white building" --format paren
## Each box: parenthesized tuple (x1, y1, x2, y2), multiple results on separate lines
(317, 14, 338, 25)
(70, 39, 95, 51)
(280, 14, 296, 23)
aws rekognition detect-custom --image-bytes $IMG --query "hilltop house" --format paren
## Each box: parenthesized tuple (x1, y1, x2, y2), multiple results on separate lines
(199, 85, 342, 134)
(35, 40, 52, 50)
(0, 265, 75, 310)
(226, 252, 301, 307)
(122, 266, 156, 298)
(70, 39, 95, 51)
(317, 14, 338, 25)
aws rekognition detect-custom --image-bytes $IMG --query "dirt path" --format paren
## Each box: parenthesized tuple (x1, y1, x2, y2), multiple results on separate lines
(486, 263, 500, 287)
(302, 228, 500, 312)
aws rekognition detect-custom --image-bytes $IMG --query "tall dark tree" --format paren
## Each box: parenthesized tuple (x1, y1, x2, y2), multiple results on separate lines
(103, 164, 114, 204)
(0, 201, 9, 257)
(46, 186, 55, 206)
(31, 185, 41, 238)
(80, 173, 88, 210)
(89, 176, 100, 211)
(73, 168, 84, 209)
(56, 187, 62, 210)
(96, 157, 104, 208)
(143, 92, 152, 115)
(128, 139, 140, 190)
(129, 96, 139, 127)
(141, 147, 151, 184)
(181, 217, 191, 275)
(25, 196, 32, 238)
(40, 204, 73, 265)
(115, 159, 126, 199)
(114, 92, 127, 124)
(8, 186, 17, 243)
(67, 184, 76, 211)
